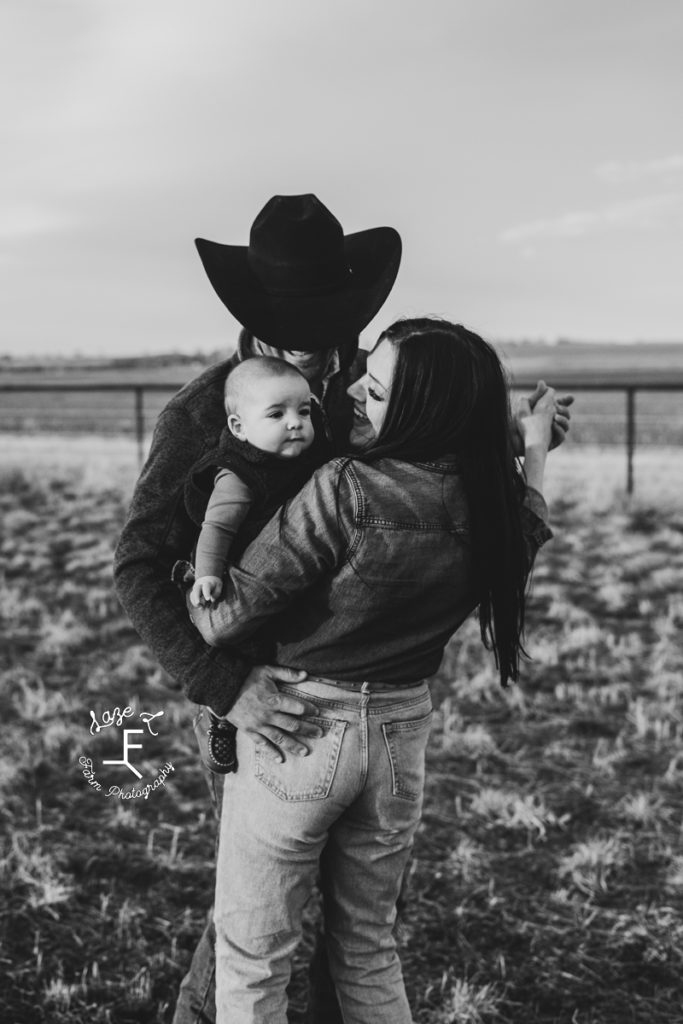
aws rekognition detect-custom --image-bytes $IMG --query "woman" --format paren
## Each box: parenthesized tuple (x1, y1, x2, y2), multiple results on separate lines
(190, 317, 556, 1024)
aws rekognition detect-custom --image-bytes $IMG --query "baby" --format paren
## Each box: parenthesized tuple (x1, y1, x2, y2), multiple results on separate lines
(178, 355, 325, 773)
(190, 356, 317, 608)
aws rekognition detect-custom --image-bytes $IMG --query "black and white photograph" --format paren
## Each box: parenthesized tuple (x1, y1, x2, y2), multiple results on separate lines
(1, 2, 682, 1022)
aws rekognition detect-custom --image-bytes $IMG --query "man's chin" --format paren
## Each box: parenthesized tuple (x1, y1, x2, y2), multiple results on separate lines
(296, 360, 326, 382)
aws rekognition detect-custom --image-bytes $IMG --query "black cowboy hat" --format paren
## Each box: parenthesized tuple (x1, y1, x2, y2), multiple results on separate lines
(195, 194, 401, 352)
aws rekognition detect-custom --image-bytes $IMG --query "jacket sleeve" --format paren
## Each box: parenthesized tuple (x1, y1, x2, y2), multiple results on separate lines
(522, 485, 553, 564)
(113, 403, 252, 716)
(190, 462, 350, 646)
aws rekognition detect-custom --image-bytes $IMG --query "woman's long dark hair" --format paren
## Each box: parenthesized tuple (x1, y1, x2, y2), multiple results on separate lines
(356, 317, 529, 687)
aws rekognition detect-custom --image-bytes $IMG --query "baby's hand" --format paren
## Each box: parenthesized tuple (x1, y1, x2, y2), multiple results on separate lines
(190, 576, 223, 608)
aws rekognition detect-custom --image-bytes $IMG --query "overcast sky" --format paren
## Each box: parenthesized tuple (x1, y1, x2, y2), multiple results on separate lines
(2, 0, 683, 356)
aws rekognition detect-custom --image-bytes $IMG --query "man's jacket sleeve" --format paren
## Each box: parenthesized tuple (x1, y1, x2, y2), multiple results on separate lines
(113, 403, 251, 716)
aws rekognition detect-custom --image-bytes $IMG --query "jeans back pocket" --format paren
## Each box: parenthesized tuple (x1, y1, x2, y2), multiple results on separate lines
(382, 710, 433, 801)
(254, 717, 347, 802)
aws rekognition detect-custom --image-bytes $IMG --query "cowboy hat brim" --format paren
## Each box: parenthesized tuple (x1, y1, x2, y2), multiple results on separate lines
(195, 226, 401, 352)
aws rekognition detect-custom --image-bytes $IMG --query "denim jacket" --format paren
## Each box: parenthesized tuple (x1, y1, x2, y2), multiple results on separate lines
(113, 333, 366, 716)
(192, 456, 553, 684)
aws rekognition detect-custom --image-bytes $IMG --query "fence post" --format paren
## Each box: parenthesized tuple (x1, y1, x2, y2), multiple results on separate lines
(135, 387, 145, 468)
(626, 387, 636, 495)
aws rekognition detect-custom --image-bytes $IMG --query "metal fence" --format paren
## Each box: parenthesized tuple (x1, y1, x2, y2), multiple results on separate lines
(1, 379, 682, 494)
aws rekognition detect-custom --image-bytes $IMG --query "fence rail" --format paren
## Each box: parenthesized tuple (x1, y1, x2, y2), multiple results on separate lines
(1, 379, 682, 494)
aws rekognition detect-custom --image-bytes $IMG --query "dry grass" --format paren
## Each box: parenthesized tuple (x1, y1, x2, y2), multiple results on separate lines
(1, 442, 683, 1023)
(1, 433, 681, 510)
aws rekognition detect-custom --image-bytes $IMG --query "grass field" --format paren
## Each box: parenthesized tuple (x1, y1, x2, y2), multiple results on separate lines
(1, 443, 682, 1023)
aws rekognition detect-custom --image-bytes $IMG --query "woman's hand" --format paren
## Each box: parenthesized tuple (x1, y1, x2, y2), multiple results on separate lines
(516, 383, 558, 495)
(224, 665, 323, 762)
(518, 382, 557, 452)
(511, 382, 574, 455)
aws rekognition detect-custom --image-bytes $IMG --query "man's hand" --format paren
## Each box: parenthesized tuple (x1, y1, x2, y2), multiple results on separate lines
(223, 665, 322, 762)
(511, 381, 574, 455)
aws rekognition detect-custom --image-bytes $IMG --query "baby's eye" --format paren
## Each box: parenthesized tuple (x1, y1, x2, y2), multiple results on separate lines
(367, 387, 384, 402)
(300, 407, 311, 418)
(268, 411, 284, 419)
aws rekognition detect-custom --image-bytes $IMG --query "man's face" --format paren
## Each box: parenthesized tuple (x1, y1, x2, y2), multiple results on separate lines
(257, 343, 335, 383)
(227, 375, 315, 459)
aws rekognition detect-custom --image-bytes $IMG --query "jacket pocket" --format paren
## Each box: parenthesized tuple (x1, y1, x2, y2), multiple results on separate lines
(382, 710, 433, 801)
(254, 717, 347, 802)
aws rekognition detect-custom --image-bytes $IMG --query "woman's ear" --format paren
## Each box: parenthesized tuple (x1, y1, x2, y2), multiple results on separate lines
(227, 413, 246, 441)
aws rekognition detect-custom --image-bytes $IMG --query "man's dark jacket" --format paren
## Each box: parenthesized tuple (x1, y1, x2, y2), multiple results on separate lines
(113, 332, 366, 716)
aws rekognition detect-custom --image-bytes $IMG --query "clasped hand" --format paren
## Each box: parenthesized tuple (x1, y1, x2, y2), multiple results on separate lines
(516, 381, 560, 451)
(512, 380, 574, 454)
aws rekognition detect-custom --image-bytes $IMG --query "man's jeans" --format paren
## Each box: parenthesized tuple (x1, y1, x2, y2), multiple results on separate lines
(172, 751, 342, 1024)
(214, 679, 432, 1024)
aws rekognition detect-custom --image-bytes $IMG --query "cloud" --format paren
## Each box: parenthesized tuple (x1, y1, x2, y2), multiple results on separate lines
(596, 155, 683, 184)
(499, 193, 683, 245)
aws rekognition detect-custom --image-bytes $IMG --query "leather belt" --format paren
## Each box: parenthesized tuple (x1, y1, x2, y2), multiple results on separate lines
(303, 675, 421, 692)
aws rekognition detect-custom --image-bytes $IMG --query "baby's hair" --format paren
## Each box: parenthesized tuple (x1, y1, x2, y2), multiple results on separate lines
(224, 357, 307, 415)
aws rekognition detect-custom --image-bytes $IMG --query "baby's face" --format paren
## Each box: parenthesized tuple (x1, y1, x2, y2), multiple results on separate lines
(229, 375, 315, 458)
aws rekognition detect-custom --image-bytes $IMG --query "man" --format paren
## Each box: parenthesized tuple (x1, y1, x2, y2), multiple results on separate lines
(114, 194, 402, 1024)
(114, 193, 572, 1024)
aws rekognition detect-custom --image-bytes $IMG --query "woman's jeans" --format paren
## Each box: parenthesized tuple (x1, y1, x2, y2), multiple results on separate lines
(214, 678, 432, 1024)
